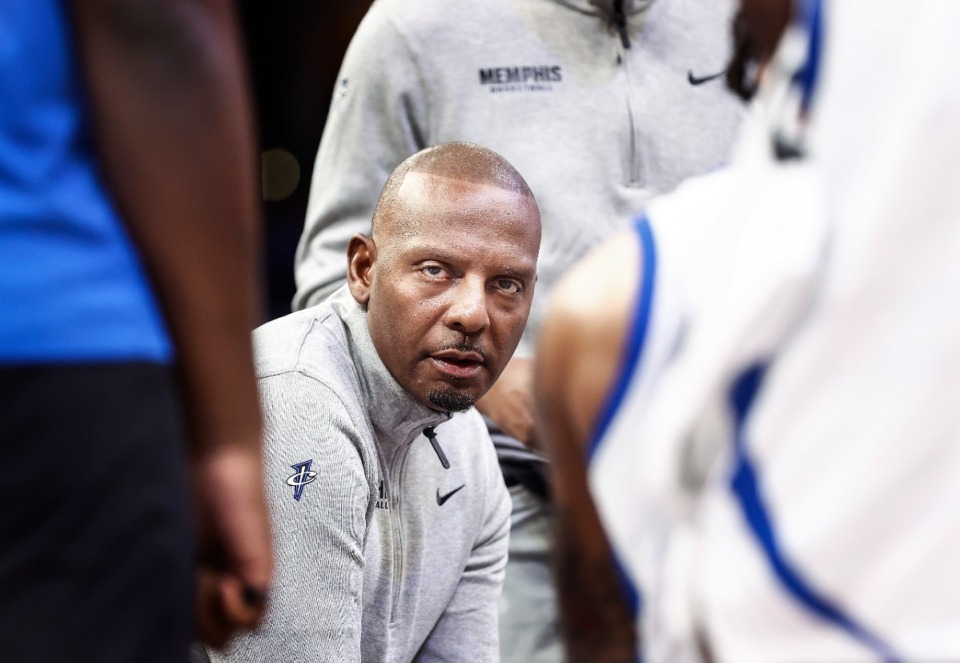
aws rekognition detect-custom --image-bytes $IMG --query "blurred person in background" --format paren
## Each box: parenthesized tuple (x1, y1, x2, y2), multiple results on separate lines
(0, 1, 272, 660)
(293, 0, 744, 659)
(537, 0, 960, 660)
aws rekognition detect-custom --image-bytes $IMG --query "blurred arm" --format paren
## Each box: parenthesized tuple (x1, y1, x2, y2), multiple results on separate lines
(68, 0, 270, 642)
(534, 232, 640, 663)
(476, 356, 537, 448)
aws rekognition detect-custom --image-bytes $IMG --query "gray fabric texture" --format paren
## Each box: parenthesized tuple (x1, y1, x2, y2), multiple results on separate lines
(209, 287, 511, 663)
(499, 484, 563, 663)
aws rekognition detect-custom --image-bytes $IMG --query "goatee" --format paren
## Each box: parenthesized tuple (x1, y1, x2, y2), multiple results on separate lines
(427, 385, 475, 412)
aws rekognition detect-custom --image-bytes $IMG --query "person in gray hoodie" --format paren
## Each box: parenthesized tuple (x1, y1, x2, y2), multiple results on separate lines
(294, 1, 744, 660)
(208, 143, 541, 662)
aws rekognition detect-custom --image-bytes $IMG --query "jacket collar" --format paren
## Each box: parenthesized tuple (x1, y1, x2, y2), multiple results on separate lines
(329, 287, 448, 447)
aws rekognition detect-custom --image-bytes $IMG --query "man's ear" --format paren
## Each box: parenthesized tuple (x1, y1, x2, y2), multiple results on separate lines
(347, 233, 377, 305)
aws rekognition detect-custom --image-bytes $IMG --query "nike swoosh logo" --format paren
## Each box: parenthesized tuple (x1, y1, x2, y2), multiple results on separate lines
(436, 485, 465, 506)
(687, 69, 725, 86)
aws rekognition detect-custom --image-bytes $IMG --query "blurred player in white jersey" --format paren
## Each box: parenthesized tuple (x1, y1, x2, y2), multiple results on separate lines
(537, 0, 960, 660)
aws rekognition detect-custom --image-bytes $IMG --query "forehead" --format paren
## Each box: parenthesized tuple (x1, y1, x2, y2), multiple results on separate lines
(396, 170, 534, 218)
(385, 171, 540, 261)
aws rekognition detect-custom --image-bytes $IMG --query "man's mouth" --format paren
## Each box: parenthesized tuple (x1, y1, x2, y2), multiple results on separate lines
(429, 349, 485, 380)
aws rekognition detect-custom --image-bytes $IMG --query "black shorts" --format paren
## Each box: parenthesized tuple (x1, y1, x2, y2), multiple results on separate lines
(0, 362, 194, 663)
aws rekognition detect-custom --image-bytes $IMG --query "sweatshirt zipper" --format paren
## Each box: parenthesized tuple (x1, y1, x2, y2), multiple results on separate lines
(387, 425, 447, 624)
(387, 430, 417, 625)
(614, 1, 643, 187)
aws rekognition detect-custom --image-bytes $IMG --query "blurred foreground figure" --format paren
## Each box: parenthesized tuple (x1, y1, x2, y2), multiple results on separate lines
(0, 1, 271, 660)
(538, 0, 960, 660)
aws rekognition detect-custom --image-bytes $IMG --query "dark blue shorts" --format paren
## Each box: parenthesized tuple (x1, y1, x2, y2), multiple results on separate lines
(0, 362, 194, 662)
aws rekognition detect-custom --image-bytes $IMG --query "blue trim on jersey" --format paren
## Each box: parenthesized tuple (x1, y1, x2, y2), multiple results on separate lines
(727, 364, 902, 662)
(613, 548, 642, 618)
(794, 0, 824, 113)
(587, 215, 657, 460)
(582, 214, 657, 624)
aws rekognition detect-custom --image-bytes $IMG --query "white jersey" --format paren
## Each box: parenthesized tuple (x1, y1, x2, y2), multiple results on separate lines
(589, 0, 960, 660)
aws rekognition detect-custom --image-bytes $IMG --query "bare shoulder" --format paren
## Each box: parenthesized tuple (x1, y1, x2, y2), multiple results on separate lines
(537, 229, 641, 442)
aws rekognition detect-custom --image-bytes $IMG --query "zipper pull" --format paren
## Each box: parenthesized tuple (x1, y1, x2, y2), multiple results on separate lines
(613, 0, 631, 49)
(423, 426, 450, 469)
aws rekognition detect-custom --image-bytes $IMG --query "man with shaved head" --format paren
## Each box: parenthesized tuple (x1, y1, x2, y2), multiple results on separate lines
(208, 143, 540, 662)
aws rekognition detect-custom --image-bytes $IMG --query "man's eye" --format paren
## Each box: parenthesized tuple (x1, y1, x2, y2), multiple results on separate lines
(495, 279, 522, 294)
(421, 265, 445, 277)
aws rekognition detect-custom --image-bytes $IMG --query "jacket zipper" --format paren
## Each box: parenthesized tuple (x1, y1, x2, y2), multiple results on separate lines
(388, 424, 447, 624)
(387, 433, 414, 625)
(387, 426, 449, 624)
(614, 0, 643, 187)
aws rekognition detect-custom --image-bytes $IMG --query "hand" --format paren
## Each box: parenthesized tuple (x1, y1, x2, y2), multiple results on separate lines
(476, 356, 537, 449)
(192, 446, 273, 648)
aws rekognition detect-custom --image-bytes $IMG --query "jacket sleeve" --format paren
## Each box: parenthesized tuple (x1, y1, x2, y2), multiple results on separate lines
(293, 2, 429, 310)
(416, 441, 512, 662)
(209, 372, 375, 663)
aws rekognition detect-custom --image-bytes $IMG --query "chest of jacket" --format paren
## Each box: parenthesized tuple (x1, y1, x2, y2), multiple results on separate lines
(359, 423, 487, 660)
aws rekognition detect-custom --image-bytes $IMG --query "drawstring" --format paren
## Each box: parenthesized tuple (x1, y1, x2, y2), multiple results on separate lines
(423, 426, 450, 469)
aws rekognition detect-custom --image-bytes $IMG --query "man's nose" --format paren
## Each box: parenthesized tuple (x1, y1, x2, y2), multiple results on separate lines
(443, 277, 490, 335)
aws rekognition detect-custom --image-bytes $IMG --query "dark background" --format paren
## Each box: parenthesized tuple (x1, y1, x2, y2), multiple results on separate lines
(239, 2, 374, 321)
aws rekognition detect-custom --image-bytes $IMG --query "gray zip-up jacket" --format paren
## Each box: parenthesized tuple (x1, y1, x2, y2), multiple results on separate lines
(294, 0, 743, 360)
(210, 287, 511, 663)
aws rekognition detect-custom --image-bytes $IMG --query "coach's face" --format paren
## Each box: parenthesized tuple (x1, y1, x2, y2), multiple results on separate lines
(348, 172, 540, 412)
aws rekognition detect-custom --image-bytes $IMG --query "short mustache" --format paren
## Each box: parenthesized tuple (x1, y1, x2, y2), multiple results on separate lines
(432, 341, 488, 363)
